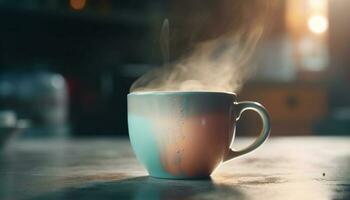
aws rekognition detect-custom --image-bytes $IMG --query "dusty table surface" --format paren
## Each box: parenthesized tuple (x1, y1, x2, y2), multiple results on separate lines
(0, 136, 349, 200)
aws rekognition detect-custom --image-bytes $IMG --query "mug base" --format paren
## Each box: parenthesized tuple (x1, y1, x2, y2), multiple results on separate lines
(149, 174, 211, 180)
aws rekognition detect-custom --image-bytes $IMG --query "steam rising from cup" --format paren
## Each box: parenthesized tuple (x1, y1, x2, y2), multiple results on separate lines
(131, 1, 274, 93)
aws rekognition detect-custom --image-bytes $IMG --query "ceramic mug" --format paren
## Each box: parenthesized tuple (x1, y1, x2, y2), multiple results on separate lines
(128, 91, 270, 179)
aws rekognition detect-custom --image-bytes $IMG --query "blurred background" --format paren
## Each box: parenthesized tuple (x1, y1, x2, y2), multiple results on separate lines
(0, 0, 349, 139)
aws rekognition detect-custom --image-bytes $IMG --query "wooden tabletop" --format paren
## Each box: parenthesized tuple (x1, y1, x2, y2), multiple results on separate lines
(0, 136, 349, 200)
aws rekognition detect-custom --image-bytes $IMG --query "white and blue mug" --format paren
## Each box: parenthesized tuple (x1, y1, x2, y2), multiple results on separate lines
(128, 91, 271, 179)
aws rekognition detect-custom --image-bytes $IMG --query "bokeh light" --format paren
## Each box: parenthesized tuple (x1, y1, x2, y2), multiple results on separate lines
(308, 15, 328, 34)
(70, 0, 86, 10)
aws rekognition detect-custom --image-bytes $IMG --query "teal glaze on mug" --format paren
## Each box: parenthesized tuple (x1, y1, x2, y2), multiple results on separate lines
(128, 91, 271, 179)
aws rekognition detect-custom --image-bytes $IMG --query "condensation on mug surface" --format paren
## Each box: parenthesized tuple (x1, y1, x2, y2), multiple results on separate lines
(128, 93, 234, 178)
(158, 113, 232, 177)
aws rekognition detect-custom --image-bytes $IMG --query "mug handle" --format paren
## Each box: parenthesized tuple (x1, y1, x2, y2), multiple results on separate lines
(224, 101, 271, 162)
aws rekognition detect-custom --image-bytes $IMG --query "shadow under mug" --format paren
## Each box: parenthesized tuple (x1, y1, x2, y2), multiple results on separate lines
(128, 91, 271, 179)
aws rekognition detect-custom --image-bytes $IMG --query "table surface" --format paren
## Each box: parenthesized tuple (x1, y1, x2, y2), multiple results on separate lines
(0, 136, 349, 200)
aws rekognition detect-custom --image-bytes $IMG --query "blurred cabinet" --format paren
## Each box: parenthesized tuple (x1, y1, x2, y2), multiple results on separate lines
(237, 83, 328, 136)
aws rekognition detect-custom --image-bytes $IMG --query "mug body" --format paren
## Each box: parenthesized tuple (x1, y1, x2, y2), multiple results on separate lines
(128, 91, 237, 179)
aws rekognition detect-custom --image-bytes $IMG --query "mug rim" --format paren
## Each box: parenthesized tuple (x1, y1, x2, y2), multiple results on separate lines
(128, 91, 236, 96)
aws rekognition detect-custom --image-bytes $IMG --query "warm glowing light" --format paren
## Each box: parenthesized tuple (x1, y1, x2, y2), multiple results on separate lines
(308, 15, 328, 34)
(70, 0, 86, 10)
(309, 0, 326, 10)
